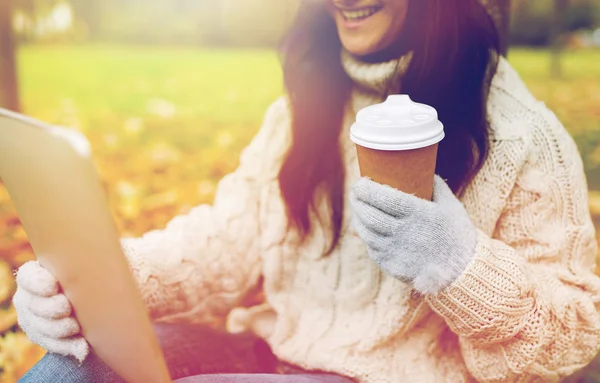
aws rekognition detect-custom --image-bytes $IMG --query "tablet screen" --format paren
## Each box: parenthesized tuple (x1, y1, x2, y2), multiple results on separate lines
(0, 109, 171, 383)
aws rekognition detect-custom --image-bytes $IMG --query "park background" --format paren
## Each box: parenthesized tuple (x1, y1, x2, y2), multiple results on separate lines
(0, 0, 599, 381)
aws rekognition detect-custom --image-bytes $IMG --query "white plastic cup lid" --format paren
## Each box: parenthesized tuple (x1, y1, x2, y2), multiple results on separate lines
(350, 94, 445, 151)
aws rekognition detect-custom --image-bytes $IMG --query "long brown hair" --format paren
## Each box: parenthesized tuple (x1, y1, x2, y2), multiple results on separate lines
(278, 0, 500, 253)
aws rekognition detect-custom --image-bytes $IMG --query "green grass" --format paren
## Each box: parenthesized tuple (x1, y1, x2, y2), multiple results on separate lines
(17, 44, 284, 162)
(509, 48, 600, 79)
(17, 44, 600, 188)
(20, 45, 598, 131)
(19, 44, 283, 125)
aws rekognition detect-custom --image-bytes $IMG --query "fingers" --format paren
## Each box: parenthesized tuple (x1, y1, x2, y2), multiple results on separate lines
(16, 261, 60, 297)
(14, 286, 80, 341)
(431, 175, 457, 204)
(29, 293, 73, 319)
(350, 196, 393, 252)
(15, 302, 81, 339)
(352, 218, 389, 249)
(15, 294, 89, 361)
(13, 285, 72, 320)
(34, 315, 82, 339)
(352, 177, 432, 218)
(13, 263, 90, 362)
(350, 192, 395, 237)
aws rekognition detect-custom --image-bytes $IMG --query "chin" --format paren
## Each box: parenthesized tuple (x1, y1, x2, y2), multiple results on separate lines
(340, 37, 382, 57)
(343, 45, 377, 57)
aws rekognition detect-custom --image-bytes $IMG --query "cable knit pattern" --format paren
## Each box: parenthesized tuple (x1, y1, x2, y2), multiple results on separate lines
(425, 77, 600, 381)
(118, 98, 291, 324)
(27, 53, 595, 382)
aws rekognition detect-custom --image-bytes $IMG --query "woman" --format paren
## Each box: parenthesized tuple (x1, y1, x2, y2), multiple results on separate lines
(13, 0, 600, 382)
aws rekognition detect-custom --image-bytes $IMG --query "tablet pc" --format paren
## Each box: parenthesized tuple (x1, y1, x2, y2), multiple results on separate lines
(0, 108, 171, 382)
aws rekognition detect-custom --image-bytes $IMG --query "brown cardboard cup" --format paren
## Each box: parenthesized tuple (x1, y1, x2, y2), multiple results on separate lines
(350, 95, 444, 200)
(355, 143, 439, 200)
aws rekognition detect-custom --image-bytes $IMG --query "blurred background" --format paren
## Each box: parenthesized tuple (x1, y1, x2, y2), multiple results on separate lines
(0, 0, 599, 381)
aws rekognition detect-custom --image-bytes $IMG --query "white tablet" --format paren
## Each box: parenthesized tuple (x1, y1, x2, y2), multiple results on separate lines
(0, 108, 171, 383)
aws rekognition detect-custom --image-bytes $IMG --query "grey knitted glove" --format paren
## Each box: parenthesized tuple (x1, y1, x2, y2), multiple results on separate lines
(350, 175, 478, 295)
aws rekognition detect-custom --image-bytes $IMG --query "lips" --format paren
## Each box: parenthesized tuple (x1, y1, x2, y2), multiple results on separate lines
(338, 6, 382, 22)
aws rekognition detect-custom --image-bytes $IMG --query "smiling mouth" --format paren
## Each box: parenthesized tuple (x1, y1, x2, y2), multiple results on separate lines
(338, 5, 383, 22)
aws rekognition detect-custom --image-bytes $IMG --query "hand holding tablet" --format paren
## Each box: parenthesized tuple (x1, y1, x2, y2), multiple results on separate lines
(0, 109, 172, 383)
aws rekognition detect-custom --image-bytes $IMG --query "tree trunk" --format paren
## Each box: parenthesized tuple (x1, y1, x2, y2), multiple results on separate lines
(0, 0, 20, 112)
(496, 0, 512, 56)
(481, 0, 512, 56)
(551, 0, 569, 78)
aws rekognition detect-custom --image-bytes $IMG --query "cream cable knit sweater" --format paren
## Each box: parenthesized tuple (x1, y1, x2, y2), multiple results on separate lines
(116, 55, 600, 383)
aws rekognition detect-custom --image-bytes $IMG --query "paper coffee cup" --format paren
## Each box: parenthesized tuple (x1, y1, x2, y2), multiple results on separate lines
(350, 95, 444, 200)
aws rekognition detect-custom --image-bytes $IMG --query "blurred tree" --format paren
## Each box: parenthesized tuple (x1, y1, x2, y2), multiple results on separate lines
(481, 0, 512, 55)
(510, 0, 553, 46)
(511, 0, 600, 46)
(14, 0, 61, 21)
(551, 0, 569, 78)
(220, 0, 300, 47)
(0, 0, 20, 111)
(198, 1, 228, 46)
(70, 0, 103, 39)
(13, 0, 61, 42)
(565, 0, 599, 31)
(497, 0, 512, 55)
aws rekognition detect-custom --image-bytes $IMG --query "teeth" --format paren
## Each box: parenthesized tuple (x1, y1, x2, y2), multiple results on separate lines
(341, 7, 380, 22)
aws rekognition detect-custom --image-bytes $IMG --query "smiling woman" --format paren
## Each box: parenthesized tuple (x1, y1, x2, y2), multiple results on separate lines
(327, 0, 409, 56)
(280, 0, 498, 250)
(12, 0, 600, 382)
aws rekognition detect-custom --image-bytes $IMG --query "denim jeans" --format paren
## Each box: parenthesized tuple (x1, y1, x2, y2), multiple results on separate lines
(19, 323, 354, 383)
